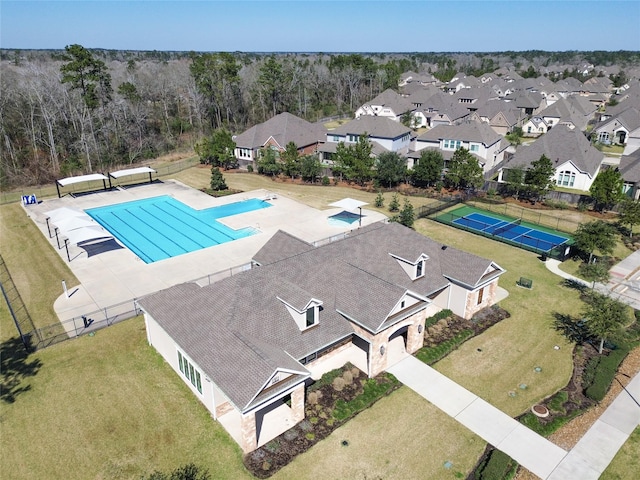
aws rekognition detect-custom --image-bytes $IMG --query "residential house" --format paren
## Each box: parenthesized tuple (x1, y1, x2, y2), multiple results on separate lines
(137, 222, 505, 453)
(355, 89, 416, 123)
(319, 116, 412, 164)
(504, 90, 546, 117)
(476, 99, 523, 136)
(594, 107, 640, 147)
(233, 112, 327, 169)
(399, 71, 438, 87)
(497, 125, 605, 191)
(414, 120, 508, 172)
(619, 150, 640, 199)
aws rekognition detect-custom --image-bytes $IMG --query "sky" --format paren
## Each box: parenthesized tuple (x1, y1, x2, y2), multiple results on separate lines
(1, 0, 639, 53)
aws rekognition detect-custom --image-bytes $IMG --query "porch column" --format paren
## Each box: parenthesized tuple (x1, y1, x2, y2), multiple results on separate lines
(240, 412, 257, 453)
(291, 384, 305, 423)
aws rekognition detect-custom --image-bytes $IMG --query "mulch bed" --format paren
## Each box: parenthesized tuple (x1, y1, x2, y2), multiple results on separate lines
(243, 366, 399, 478)
(425, 306, 510, 346)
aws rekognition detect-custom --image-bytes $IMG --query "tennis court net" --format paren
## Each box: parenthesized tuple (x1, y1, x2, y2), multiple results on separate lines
(492, 218, 521, 236)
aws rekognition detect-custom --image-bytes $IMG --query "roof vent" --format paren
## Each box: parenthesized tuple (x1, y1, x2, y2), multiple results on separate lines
(441, 245, 448, 250)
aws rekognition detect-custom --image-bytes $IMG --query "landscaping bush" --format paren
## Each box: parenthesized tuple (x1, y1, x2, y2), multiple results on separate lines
(473, 449, 518, 480)
(547, 390, 569, 415)
(310, 366, 346, 390)
(584, 347, 629, 402)
(416, 329, 473, 365)
(332, 376, 346, 392)
(424, 309, 453, 329)
(519, 410, 583, 437)
(332, 374, 400, 422)
(321, 175, 330, 186)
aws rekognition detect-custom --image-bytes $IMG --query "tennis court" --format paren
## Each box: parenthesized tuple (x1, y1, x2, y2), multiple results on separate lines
(454, 212, 569, 252)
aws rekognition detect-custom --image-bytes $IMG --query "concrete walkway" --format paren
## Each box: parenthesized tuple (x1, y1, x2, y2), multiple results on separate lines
(547, 371, 640, 479)
(387, 357, 567, 479)
(545, 252, 640, 310)
(388, 356, 640, 479)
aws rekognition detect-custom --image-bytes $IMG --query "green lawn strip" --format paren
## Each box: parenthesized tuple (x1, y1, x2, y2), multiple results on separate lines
(0, 204, 77, 335)
(416, 330, 474, 365)
(0, 317, 250, 480)
(600, 426, 640, 479)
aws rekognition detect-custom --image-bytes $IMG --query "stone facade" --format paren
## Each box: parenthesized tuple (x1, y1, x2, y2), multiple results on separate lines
(240, 412, 257, 453)
(464, 279, 498, 319)
(215, 401, 234, 418)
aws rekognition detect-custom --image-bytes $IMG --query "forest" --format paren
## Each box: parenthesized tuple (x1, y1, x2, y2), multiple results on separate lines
(1, 47, 638, 188)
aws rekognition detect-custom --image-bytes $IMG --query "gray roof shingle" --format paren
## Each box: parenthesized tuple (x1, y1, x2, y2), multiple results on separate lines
(234, 112, 327, 150)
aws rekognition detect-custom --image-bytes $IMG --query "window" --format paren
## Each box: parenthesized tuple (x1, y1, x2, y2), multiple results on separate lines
(558, 170, 575, 187)
(306, 307, 316, 327)
(332, 135, 340, 142)
(443, 139, 461, 150)
(527, 126, 532, 133)
(416, 260, 423, 278)
(477, 287, 484, 305)
(400, 300, 405, 309)
(348, 134, 358, 143)
(177, 350, 202, 394)
(470, 144, 479, 152)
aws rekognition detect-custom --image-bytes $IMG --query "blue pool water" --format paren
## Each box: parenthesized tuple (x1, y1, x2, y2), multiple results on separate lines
(86, 196, 271, 263)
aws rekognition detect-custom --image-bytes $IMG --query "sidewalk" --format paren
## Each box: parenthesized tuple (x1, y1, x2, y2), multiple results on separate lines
(387, 356, 640, 479)
(387, 357, 567, 479)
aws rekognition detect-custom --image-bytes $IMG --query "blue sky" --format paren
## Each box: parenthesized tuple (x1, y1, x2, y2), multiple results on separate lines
(1, 1, 639, 52)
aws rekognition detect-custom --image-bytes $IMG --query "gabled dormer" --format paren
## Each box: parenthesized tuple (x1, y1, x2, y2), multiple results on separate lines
(389, 252, 429, 281)
(277, 294, 323, 331)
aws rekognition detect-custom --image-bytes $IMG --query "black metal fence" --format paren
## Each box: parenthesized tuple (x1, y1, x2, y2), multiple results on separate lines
(0, 255, 40, 351)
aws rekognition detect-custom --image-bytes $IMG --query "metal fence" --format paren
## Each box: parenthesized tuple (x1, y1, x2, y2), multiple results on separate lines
(466, 199, 581, 234)
(0, 255, 40, 351)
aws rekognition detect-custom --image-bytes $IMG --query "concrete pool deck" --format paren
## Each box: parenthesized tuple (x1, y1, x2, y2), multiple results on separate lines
(23, 180, 387, 329)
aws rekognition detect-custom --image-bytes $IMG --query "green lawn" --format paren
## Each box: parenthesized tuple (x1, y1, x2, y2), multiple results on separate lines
(0, 317, 250, 480)
(600, 426, 640, 479)
(415, 219, 576, 415)
(0, 204, 78, 333)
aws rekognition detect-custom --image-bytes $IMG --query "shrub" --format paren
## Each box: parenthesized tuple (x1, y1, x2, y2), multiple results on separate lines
(374, 191, 384, 207)
(389, 193, 400, 212)
(305, 432, 315, 441)
(351, 367, 361, 378)
(332, 375, 400, 422)
(342, 370, 353, 385)
(424, 309, 453, 329)
(332, 376, 346, 392)
(416, 330, 474, 365)
(322, 175, 330, 186)
(474, 449, 518, 480)
(307, 391, 319, 405)
(247, 164, 254, 173)
(584, 347, 629, 401)
(309, 417, 318, 424)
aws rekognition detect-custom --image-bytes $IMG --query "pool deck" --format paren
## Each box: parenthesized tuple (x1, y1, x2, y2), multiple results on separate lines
(24, 180, 387, 331)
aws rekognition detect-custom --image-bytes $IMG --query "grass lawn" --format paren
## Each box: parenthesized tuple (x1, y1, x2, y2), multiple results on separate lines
(273, 387, 484, 480)
(415, 218, 577, 415)
(0, 316, 251, 480)
(0, 203, 78, 333)
(173, 168, 442, 213)
(600, 426, 640, 480)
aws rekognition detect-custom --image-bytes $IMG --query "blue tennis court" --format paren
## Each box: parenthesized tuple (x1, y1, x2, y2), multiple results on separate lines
(86, 196, 271, 263)
(453, 212, 569, 252)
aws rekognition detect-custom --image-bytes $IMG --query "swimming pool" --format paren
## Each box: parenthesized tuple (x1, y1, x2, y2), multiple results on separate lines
(86, 196, 271, 263)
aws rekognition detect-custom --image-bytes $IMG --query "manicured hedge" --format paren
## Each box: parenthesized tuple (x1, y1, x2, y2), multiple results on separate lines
(332, 373, 400, 421)
(474, 449, 518, 480)
(584, 347, 629, 402)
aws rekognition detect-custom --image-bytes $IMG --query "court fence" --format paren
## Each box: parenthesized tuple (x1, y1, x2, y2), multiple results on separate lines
(466, 198, 581, 234)
(434, 209, 572, 261)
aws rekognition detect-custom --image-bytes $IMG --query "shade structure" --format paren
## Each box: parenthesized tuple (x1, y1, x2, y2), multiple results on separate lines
(328, 198, 368, 227)
(52, 216, 97, 232)
(45, 207, 86, 223)
(328, 198, 368, 211)
(64, 225, 113, 245)
(56, 173, 109, 187)
(109, 166, 156, 178)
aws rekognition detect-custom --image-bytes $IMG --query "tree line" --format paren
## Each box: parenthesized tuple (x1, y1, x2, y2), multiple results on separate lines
(0, 46, 415, 187)
(2, 46, 638, 188)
